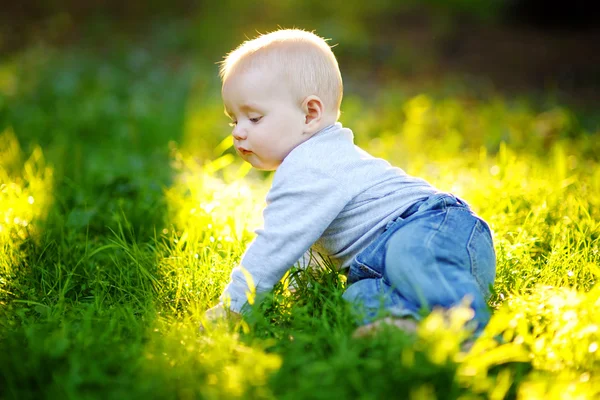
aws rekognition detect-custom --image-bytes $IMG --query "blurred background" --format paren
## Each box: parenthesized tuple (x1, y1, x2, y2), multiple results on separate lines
(2, 0, 599, 103)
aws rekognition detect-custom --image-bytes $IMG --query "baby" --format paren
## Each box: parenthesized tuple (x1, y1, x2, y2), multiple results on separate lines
(206, 29, 496, 335)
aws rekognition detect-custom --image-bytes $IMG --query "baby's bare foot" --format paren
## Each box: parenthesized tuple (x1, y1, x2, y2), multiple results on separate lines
(352, 317, 419, 338)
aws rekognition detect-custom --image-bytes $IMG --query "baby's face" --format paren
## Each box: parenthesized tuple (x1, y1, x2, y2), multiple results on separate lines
(222, 67, 309, 171)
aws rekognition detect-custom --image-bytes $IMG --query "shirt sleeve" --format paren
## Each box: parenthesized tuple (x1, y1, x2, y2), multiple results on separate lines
(220, 165, 352, 312)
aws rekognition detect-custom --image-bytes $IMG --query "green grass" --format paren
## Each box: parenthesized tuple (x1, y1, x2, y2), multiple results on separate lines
(1, 40, 599, 400)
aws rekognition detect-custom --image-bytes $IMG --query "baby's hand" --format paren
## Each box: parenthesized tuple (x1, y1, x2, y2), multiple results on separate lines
(205, 303, 239, 321)
(200, 303, 241, 332)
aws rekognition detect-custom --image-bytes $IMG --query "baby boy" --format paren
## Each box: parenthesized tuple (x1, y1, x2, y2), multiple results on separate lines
(207, 29, 496, 335)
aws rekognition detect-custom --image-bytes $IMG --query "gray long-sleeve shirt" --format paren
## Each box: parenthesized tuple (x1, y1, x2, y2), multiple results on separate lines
(220, 122, 438, 312)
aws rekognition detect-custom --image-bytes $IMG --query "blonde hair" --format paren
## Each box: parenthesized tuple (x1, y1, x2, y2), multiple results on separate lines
(219, 29, 343, 119)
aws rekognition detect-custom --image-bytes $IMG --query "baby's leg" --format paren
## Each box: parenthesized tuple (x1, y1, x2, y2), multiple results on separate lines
(342, 277, 421, 325)
(384, 197, 496, 331)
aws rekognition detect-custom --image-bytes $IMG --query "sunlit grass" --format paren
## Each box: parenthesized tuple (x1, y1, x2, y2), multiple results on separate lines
(1, 45, 600, 398)
(156, 146, 265, 316)
(140, 317, 282, 399)
(0, 129, 53, 295)
(459, 285, 600, 399)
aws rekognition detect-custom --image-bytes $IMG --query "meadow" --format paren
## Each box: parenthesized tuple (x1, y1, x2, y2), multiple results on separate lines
(1, 27, 600, 399)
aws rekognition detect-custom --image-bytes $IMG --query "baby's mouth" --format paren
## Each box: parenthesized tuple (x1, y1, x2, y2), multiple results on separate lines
(237, 147, 252, 155)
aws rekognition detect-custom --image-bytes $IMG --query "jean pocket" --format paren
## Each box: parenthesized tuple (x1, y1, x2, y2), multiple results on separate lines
(347, 259, 383, 284)
(467, 219, 496, 298)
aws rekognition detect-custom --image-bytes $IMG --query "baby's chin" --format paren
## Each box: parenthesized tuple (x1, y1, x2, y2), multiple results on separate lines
(238, 151, 282, 170)
(246, 158, 280, 171)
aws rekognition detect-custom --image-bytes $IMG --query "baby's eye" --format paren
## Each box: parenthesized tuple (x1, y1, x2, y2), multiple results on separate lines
(249, 116, 262, 123)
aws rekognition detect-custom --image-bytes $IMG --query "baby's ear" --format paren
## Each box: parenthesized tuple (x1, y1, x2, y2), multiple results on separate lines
(302, 95, 324, 132)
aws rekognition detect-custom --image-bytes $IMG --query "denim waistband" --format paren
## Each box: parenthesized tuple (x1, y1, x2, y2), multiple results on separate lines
(399, 198, 426, 219)
(384, 193, 469, 231)
(399, 193, 469, 220)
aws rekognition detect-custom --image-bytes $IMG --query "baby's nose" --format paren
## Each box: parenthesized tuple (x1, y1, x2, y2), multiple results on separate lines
(232, 126, 247, 140)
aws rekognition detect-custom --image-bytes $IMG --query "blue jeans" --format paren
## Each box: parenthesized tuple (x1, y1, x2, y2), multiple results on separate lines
(342, 193, 496, 332)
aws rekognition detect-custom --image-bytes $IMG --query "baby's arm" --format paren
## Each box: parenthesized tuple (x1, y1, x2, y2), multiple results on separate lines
(218, 166, 352, 313)
(204, 302, 241, 323)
